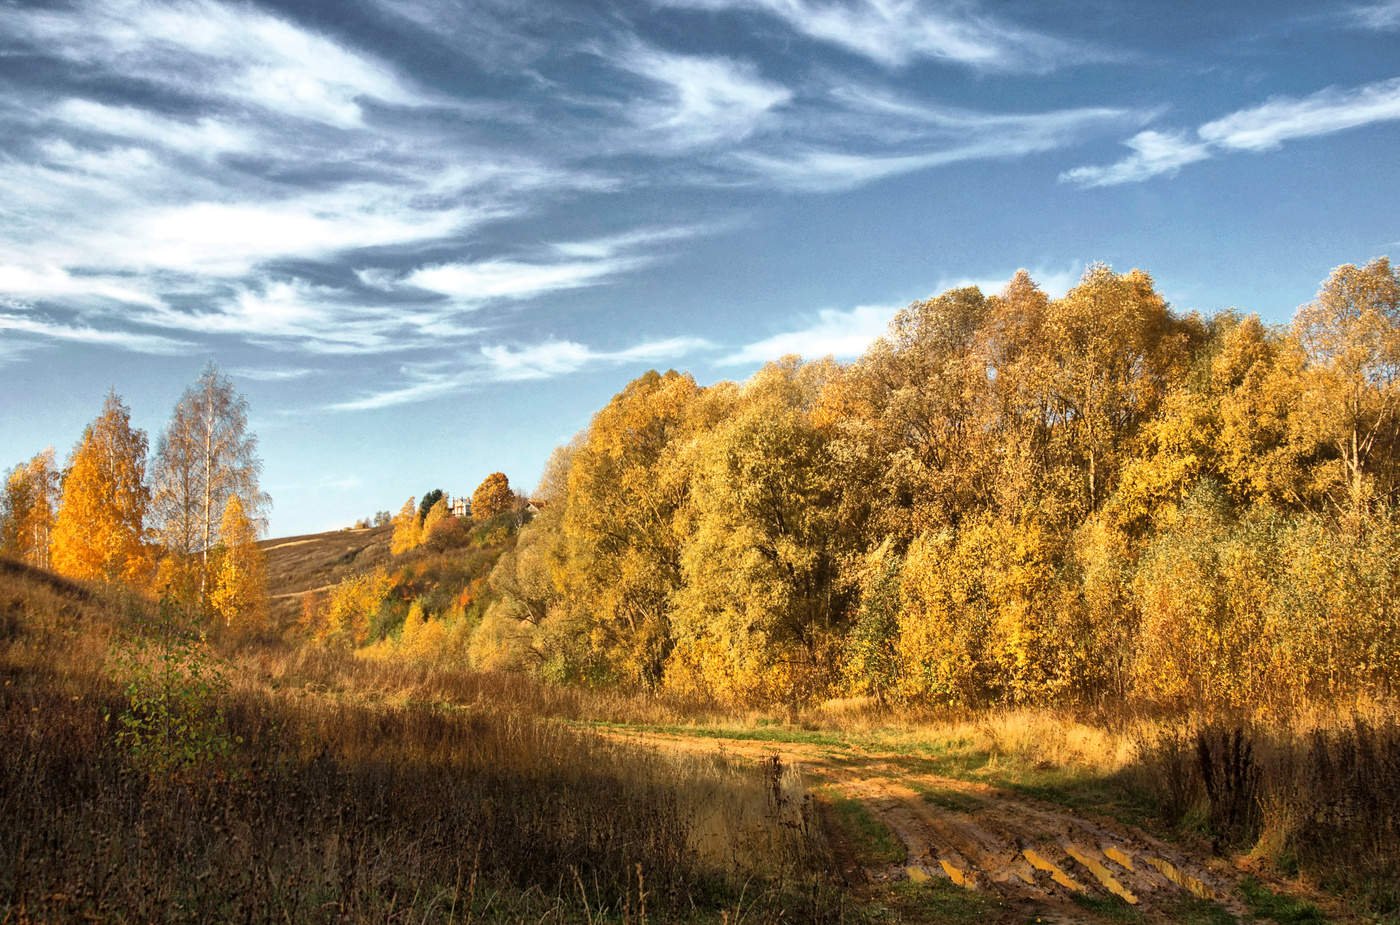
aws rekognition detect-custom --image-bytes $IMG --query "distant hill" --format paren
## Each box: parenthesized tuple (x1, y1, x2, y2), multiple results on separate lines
(259, 524, 393, 625)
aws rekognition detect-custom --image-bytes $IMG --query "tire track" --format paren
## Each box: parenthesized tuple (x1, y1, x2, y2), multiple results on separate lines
(598, 727, 1255, 923)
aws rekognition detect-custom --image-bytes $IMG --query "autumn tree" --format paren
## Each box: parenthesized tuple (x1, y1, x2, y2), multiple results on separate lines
(50, 390, 152, 585)
(474, 445, 574, 672)
(1041, 265, 1199, 518)
(668, 360, 853, 709)
(208, 494, 269, 638)
(420, 495, 451, 542)
(309, 568, 392, 648)
(151, 363, 267, 596)
(1, 449, 59, 568)
(1292, 257, 1400, 513)
(559, 371, 716, 687)
(470, 473, 514, 521)
(390, 497, 420, 554)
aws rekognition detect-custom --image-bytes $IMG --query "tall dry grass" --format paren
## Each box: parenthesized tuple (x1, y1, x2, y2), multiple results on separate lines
(0, 565, 845, 924)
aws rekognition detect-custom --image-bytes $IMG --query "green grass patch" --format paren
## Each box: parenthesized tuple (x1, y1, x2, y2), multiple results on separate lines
(1071, 892, 1144, 921)
(1239, 877, 1326, 924)
(817, 788, 905, 867)
(1164, 895, 1240, 925)
(579, 719, 849, 748)
(907, 782, 984, 813)
(869, 878, 1006, 925)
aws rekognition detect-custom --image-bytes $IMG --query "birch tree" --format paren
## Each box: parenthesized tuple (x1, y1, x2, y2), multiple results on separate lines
(151, 364, 267, 595)
(1, 449, 59, 568)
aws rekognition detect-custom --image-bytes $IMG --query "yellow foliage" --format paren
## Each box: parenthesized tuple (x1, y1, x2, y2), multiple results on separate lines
(390, 497, 420, 554)
(471, 472, 514, 521)
(207, 495, 268, 638)
(312, 568, 392, 648)
(50, 391, 153, 587)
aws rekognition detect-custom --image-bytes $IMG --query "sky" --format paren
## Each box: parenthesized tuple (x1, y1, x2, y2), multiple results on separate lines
(1, 0, 1398, 536)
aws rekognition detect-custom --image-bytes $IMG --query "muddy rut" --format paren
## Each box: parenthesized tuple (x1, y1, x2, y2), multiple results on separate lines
(603, 728, 1255, 923)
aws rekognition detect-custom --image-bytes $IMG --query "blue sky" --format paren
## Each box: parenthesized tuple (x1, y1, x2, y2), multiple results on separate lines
(1, 0, 1397, 536)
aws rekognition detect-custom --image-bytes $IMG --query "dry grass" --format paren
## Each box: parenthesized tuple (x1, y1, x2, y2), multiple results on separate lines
(259, 525, 393, 625)
(0, 562, 844, 924)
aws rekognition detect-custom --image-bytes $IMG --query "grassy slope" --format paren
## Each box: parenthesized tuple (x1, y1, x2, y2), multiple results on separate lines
(259, 524, 393, 624)
(0, 561, 842, 924)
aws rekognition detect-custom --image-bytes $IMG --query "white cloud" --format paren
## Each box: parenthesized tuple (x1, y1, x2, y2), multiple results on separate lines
(230, 366, 318, 382)
(5, 0, 425, 127)
(483, 336, 710, 380)
(50, 99, 253, 157)
(1059, 130, 1211, 188)
(550, 224, 713, 259)
(108, 192, 478, 278)
(1064, 77, 1400, 187)
(655, 0, 1090, 72)
(376, 223, 713, 306)
(405, 257, 645, 302)
(0, 264, 163, 307)
(0, 312, 192, 354)
(612, 42, 791, 152)
(137, 279, 445, 354)
(733, 101, 1141, 191)
(723, 303, 899, 365)
(1348, 1, 1400, 29)
(329, 335, 711, 410)
(1198, 77, 1400, 151)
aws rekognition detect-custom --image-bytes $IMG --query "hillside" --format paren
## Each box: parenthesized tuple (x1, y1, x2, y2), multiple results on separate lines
(258, 524, 393, 625)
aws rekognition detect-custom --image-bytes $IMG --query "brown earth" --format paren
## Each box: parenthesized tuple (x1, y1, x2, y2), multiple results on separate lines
(601, 727, 1286, 924)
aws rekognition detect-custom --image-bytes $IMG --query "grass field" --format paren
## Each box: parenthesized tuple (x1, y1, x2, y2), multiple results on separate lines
(4, 546, 1395, 922)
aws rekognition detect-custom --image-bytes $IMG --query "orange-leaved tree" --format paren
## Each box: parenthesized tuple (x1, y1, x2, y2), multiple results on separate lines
(471, 472, 515, 521)
(50, 390, 152, 586)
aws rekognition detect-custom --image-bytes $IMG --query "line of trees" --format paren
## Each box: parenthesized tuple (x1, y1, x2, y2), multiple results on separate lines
(1, 363, 270, 637)
(478, 258, 1399, 717)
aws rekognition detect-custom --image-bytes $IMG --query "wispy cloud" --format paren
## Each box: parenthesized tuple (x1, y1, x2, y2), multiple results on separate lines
(1347, 0, 1400, 30)
(0, 312, 193, 355)
(1197, 78, 1400, 151)
(370, 224, 711, 307)
(1063, 77, 1400, 187)
(137, 278, 462, 355)
(730, 93, 1143, 191)
(1059, 130, 1211, 188)
(723, 303, 899, 364)
(49, 99, 255, 158)
(230, 366, 319, 382)
(654, 0, 1094, 72)
(5, 0, 426, 128)
(330, 336, 712, 411)
(483, 336, 711, 380)
(0, 265, 163, 308)
(609, 42, 792, 152)
(404, 258, 644, 302)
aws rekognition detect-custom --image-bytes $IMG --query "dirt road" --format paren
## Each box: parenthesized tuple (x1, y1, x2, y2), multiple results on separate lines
(603, 727, 1268, 924)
